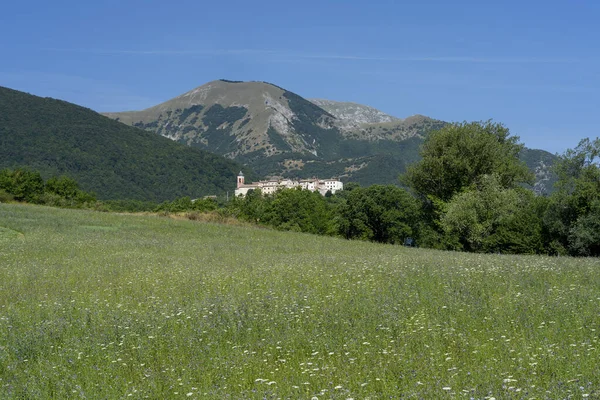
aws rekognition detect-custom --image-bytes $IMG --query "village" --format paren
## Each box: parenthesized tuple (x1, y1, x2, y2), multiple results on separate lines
(234, 171, 343, 197)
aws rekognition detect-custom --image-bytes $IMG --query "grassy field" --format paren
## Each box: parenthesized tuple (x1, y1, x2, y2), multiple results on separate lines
(0, 204, 598, 399)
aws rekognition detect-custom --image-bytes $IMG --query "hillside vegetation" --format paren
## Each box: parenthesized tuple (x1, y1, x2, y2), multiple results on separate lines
(0, 86, 255, 201)
(0, 203, 598, 398)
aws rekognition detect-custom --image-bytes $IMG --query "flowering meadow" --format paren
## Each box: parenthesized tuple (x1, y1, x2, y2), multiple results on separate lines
(0, 203, 599, 399)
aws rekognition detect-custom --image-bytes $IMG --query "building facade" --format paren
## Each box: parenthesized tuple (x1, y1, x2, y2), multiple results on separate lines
(234, 172, 343, 197)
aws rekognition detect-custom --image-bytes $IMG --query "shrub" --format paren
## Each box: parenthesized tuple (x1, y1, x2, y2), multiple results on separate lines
(0, 189, 14, 203)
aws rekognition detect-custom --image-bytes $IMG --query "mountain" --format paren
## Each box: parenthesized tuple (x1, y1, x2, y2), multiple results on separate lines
(104, 79, 557, 190)
(104, 80, 342, 158)
(0, 86, 256, 201)
(104, 80, 446, 184)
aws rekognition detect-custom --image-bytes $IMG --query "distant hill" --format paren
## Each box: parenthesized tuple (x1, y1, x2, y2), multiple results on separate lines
(0, 86, 255, 201)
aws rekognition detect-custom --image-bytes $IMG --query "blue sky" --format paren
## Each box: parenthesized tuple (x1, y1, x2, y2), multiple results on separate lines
(1, 0, 599, 153)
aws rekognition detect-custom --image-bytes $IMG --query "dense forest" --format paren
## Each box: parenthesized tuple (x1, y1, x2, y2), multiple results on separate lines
(0, 86, 256, 202)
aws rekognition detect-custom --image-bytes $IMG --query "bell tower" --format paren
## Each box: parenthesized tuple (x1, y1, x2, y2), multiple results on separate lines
(237, 171, 245, 188)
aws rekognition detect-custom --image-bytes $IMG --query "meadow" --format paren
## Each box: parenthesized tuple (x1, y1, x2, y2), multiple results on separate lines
(0, 203, 598, 399)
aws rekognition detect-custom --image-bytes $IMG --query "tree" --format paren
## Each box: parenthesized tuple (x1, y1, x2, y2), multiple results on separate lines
(568, 200, 600, 256)
(44, 175, 96, 204)
(544, 138, 600, 255)
(336, 185, 420, 244)
(42, 175, 96, 206)
(404, 121, 532, 203)
(441, 175, 544, 253)
(45, 176, 81, 199)
(262, 188, 334, 235)
(0, 168, 45, 203)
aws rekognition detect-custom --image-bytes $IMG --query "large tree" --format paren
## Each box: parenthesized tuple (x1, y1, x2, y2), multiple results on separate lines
(336, 185, 420, 244)
(441, 174, 544, 254)
(544, 138, 600, 256)
(404, 121, 533, 202)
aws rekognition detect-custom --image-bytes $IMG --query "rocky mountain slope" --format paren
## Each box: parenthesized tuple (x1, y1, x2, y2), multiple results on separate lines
(104, 79, 556, 190)
(0, 86, 255, 201)
(105, 80, 334, 158)
(309, 99, 401, 128)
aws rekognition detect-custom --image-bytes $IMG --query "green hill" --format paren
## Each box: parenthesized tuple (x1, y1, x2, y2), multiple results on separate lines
(0, 86, 255, 201)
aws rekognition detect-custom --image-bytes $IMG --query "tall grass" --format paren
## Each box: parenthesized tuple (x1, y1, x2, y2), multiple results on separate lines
(0, 203, 598, 398)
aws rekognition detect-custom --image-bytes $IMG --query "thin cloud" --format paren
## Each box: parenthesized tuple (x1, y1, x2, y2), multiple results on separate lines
(295, 53, 581, 64)
(43, 47, 581, 64)
(43, 48, 278, 56)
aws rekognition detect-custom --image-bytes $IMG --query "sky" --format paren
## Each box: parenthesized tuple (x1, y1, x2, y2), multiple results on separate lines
(1, 0, 599, 154)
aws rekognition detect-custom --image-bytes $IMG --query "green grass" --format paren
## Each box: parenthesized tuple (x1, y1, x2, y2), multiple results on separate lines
(0, 204, 598, 399)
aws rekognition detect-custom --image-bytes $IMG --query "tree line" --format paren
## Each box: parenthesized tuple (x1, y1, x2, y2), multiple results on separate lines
(0, 169, 96, 207)
(2, 121, 598, 257)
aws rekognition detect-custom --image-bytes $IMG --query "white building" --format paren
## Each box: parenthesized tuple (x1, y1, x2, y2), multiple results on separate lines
(234, 172, 343, 197)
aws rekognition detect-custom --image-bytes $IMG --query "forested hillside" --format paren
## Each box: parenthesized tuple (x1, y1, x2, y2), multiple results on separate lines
(0, 86, 255, 201)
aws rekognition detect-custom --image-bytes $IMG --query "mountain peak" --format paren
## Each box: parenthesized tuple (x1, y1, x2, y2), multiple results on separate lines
(104, 79, 336, 158)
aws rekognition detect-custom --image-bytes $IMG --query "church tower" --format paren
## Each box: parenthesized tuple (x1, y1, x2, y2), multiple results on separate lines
(237, 171, 245, 188)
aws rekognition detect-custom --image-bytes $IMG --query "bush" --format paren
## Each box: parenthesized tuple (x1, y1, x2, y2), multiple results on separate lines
(0, 168, 45, 203)
(0, 189, 14, 203)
